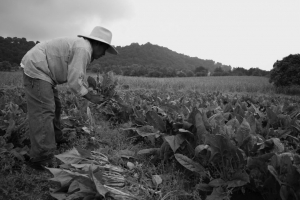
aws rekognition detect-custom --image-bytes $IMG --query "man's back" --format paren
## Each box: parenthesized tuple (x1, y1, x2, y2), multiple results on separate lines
(21, 37, 92, 88)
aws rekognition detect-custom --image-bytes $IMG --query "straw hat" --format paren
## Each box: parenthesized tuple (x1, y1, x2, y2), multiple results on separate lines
(78, 26, 118, 55)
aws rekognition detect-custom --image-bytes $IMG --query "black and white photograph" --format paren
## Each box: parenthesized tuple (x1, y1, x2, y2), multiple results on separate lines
(0, 0, 300, 200)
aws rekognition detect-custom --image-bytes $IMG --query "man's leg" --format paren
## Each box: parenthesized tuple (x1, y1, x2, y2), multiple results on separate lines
(23, 73, 56, 160)
(53, 87, 64, 142)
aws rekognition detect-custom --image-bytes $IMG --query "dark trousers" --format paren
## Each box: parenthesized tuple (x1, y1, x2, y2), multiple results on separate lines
(23, 72, 63, 159)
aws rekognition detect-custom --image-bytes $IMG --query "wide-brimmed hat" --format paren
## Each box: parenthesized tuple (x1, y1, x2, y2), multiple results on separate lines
(78, 26, 118, 55)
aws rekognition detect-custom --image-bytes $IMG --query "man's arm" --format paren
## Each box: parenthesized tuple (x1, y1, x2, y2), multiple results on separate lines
(67, 47, 90, 96)
(67, 48, 107, 104)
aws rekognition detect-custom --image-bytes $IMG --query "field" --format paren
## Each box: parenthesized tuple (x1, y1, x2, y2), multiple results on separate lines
(0, 71, 274, 92)
(1, 71, 300, 200)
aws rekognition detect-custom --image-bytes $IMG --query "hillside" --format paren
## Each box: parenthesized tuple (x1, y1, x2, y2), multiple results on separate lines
(91, 42, 232, 73)
(0, 36, 269, 77)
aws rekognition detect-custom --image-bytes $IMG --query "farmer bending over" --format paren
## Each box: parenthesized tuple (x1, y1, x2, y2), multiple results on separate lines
(21, 26, 118, 169)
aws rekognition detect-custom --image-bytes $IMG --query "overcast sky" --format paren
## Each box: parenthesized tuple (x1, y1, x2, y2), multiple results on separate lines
(0, 0, 299, 70)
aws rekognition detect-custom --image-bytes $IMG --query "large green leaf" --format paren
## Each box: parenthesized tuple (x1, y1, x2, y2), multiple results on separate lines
(68, 180, 80, 194)
(223, 102, 233, 113)
(227, 170, 250, 188)
(194, 111, 208, 144)
(204, 134, 238, 162)
(165, 134, 185, 153)
(233, 103, 245, 123)
(46, 168, 88, 187)
(236, 118, 251, 147)
(178, 128, 194, 139)
(55, 147, 85, 164)
(91, 167, 108, 197)
(246, 113, 257, 135)
(195, 183, 213, 192)
(208, 112, 225, 127)
(236, 118, 257, 156)
(268, 165, 282, 185)
(175, 153, 206, 176)
(194, 144, 209, 156)
(73, 176, 96, 193)
(76, 146, 92, 158)
(209, 179, 226, 187)
(136, 125, 160, 137)
(247, 153, 274, 173)
(258, 138, 284, 154)
(137, 148, 160, 155)
(270, 138, 284, 153)
(146, 110, 166, 132)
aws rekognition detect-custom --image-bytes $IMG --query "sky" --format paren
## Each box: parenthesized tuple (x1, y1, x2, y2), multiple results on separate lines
(0, 0, 299, 70)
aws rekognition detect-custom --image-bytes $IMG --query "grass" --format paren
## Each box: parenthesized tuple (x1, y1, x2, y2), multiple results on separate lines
(0, 165, 54, 200)
(2, 71, 275, 94)
(116, 75, 275, 94)
(0, 71, 23, 88)
(87, 71, 276, 94)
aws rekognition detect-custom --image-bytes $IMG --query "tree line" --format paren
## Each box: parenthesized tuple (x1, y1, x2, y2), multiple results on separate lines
(0, 36, 38, 71)
(90, 63, 270, 77)
(0, 36, 269, 77)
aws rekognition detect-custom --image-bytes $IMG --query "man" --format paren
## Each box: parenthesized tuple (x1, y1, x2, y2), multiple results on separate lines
(21, 26, 118, 169)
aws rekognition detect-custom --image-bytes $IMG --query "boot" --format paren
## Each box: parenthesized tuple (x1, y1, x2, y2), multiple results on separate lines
(26, 154, 55, 171)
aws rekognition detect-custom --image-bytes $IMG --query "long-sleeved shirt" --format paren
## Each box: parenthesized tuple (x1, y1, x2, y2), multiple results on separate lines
(21, 37, 92, 96)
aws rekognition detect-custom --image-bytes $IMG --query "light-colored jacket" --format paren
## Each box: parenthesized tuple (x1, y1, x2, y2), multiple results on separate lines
(21, 37, 92, 96)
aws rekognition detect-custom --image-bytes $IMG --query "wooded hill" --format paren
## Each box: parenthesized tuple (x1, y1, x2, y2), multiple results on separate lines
(0, 36, 269, 77)
(91, 42, 232, 74)
(0, 37, 37, 65)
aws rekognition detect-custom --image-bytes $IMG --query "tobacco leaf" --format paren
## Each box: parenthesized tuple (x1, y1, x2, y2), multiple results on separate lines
(236, 118, 251, 147)
(165, 134, 185, 153)
(137, 148, 160, 156)
(46, 167, 87, 187)
(92, 168, 108, 197)
(204, 134, 238, 162)
(146, 110, 166, 132)
(209, 179, 226, 187)
(175, 153, 206, 176)
(55, 147, 86, 164)
(195, 183, 213, 192)
(136, 125, 160, 137)
(227, 170, 250, 188)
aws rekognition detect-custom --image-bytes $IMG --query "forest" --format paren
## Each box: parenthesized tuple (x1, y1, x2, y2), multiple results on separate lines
(0, 36, 37, 70)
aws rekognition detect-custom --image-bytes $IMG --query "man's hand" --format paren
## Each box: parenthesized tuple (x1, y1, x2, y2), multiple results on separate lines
(83, 92, 106, 104)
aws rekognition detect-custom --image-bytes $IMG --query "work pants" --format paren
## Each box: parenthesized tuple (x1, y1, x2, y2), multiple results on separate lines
(23, 72, 63, 159)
